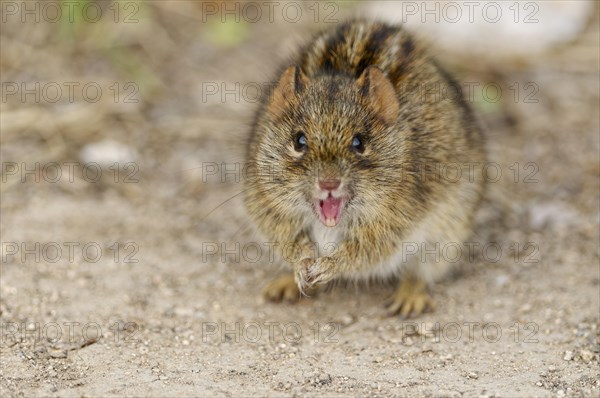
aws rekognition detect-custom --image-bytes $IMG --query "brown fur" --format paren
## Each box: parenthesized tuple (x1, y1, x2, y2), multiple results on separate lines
(244, 20, 486, 313)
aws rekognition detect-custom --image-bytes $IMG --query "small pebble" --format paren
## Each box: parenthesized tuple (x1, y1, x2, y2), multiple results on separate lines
(319, 373, 332, 385)
(49, 350, 67, 359)
(579, 349, 594, 363)
(495, 274, 509, 287)
(80, 139, 137, 167)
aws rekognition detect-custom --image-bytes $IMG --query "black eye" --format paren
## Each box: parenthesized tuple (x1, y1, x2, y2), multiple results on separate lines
(351, 135, 365, 153)
(294, 131, 308, 152)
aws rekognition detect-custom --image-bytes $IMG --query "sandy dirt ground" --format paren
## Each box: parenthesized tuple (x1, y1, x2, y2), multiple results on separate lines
(1, 1, 599, 397)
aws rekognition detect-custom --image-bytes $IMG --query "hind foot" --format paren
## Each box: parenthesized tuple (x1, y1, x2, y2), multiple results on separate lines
(263, 274, 319, 302)
(386, 277, 435, 318)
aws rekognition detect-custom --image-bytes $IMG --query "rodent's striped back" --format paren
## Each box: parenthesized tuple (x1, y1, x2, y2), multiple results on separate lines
(298, 20, 418, 83)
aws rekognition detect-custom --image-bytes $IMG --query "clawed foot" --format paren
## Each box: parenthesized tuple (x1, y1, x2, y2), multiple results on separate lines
(295, 257, 336, 291)
(263, 274, 319, 302)
(386, 277, 435, 318)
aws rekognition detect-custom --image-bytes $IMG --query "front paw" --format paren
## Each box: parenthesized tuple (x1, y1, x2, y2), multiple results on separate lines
(295, 257, 336, 291)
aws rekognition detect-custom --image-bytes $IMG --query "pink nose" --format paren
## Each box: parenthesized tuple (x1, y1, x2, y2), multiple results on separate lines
(319, 179, 341, 191)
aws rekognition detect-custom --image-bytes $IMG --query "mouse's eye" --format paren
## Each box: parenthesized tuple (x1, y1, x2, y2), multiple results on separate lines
(351, 135, 365, 153)
(293, 131, 308, 152)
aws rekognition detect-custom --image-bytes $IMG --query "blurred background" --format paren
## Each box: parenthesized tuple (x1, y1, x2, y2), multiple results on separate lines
(1, 1, 599, 396)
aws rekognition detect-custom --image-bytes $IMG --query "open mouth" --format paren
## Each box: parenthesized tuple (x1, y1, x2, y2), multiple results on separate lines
(317, 195, 344, 227)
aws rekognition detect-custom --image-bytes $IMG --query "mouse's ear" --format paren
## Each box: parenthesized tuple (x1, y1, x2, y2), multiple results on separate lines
(357, 66, 400, 125)
(268, 65, 307, 121)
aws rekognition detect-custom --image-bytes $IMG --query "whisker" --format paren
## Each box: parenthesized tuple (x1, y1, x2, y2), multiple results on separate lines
(198, 188, 250, 222)
(232, 192, 293, 240)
